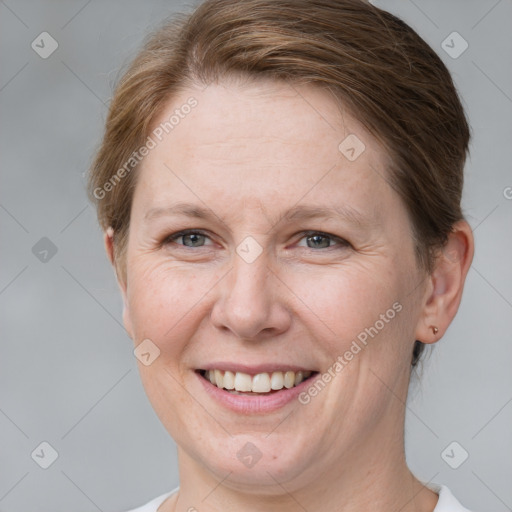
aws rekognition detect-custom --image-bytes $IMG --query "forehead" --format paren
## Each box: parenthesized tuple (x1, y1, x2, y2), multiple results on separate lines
(133, 80, 395, 222)
(156, 78, 364, 152)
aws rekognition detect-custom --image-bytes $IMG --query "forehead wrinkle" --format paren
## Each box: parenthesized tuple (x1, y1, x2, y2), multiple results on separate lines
(143, 201, 378, 231)
(278, 204, 378, 230)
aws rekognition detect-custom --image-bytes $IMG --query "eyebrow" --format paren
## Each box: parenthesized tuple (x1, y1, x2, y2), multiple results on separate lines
(143, 202, 375, 229)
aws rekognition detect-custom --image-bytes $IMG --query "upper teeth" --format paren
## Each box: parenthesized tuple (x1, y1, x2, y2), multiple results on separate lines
(205, 370, 312, 393)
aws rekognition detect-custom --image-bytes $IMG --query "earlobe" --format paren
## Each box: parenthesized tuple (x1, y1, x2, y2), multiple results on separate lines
(103, 226, 126, 294)
(121, 294, 134, 340)
(103, 226, 115, 266)
(414, 220, 474, 344)
(103, 227, 134, 339)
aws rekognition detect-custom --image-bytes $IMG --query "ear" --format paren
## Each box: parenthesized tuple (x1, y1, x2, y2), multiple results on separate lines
(414, 220, 474, 344)
(103, 227, 134, 339)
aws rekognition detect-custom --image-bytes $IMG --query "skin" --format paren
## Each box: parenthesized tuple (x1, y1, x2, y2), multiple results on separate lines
(104, 77, 474, 512)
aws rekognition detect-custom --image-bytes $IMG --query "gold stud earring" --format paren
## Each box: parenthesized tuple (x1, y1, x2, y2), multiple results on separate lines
(432, 326, 439, 334)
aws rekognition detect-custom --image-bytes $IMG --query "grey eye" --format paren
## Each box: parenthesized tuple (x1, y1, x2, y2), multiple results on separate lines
(297, 232, 348, 250)
(167, 230, 213, 248)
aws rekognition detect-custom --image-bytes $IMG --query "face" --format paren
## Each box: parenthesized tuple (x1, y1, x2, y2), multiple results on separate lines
(116, 78, 429, 492)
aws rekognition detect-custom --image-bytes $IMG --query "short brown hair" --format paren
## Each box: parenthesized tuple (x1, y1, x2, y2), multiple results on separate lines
(87, 0, 470, 367)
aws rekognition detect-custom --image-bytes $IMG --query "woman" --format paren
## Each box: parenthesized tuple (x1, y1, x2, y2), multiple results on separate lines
(87, 0, 475, 510)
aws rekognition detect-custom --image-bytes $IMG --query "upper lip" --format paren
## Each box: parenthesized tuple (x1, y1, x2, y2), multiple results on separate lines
(197, 362, 317, 374)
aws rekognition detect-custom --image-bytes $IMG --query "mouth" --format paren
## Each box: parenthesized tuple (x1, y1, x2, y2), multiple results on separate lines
(196, 368, 318, 395)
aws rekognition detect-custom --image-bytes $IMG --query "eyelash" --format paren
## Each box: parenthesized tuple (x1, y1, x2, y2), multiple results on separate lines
(164, 229, 350, 251)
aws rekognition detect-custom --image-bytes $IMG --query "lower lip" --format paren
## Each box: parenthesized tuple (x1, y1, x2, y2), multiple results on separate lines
(196, 371, 318, 414)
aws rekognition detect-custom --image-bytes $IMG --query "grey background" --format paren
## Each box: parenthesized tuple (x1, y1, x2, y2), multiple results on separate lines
(0, 0, 511, 510)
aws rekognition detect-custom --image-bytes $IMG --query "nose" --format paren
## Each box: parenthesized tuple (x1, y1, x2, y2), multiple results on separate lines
(210, 248, 292, 341)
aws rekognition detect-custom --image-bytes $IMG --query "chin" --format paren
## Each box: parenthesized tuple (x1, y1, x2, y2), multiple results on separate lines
(193, 431, 316, 490)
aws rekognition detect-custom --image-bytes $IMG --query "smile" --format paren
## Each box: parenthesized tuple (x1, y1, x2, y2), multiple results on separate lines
(197, 369, 317, 395)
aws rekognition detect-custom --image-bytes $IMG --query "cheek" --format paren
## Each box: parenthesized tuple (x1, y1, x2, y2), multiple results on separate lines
(126, 259, 212, 349)
(286, 262, 402, 350)
(125, 245, 417, 366)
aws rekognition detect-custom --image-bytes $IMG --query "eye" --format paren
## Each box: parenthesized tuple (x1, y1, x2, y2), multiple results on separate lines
(165, 230, 213, 248)
(296, 231, 350, 250)
(163, 229, 350, 251)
